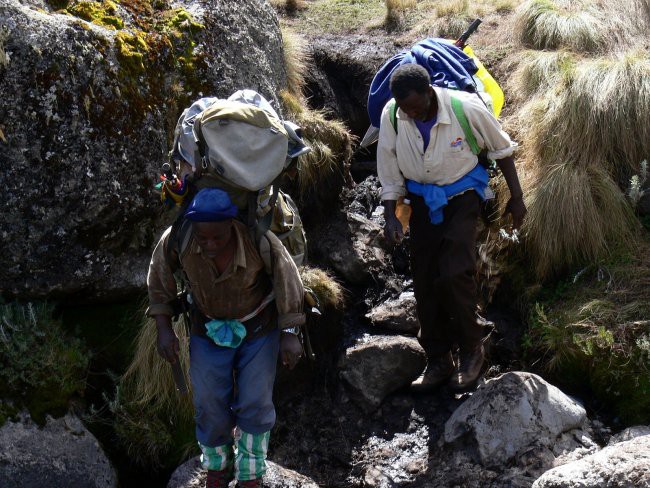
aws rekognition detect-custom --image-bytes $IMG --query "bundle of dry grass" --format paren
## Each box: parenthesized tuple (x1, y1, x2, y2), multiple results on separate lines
(111, 317, 194, 466)
(300, 265, 346, 311)
(523, 163, 636, 279)
(514, 0, 621, 52)
(519, 52, 650, 175)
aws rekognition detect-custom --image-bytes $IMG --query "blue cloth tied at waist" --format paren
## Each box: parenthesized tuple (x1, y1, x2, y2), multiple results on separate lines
(406, 164, 489, 225)
(205, 319, 247, 348)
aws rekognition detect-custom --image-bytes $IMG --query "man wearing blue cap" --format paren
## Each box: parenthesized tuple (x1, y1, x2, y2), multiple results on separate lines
(147, 188, 305, 488)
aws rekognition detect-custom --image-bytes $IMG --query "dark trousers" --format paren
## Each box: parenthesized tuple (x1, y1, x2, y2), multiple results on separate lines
(409, 191, 484, 358)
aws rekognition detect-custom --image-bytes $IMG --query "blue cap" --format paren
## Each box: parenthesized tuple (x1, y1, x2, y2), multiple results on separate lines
(184, 188, 238, 222)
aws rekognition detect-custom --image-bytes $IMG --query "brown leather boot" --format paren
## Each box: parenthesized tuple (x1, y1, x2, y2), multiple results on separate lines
(236, 479, 262, 488)
(206, 468, 234, 488)
(410, 352, 455, 392)
(448, 343, 485, 392)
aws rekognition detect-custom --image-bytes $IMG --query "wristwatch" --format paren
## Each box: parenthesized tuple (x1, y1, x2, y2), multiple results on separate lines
(281, 327, 300, 336)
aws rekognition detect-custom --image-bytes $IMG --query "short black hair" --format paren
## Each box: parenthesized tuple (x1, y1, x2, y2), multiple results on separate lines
(389, 64, 431, 100)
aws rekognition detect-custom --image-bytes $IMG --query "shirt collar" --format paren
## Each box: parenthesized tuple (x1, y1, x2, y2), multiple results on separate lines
(396, 85, 452, 125)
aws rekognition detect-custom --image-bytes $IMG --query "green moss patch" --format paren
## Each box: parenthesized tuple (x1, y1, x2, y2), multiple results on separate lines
(67, 1, 125, 30)
(523, 237, 650, 424)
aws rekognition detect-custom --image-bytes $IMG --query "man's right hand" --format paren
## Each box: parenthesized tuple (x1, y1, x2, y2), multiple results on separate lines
(154, 315, 180, 364)
(384, 214, 404, 246)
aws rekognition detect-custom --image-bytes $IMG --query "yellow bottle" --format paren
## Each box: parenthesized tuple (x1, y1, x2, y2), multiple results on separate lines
(395, 197, 412, 234)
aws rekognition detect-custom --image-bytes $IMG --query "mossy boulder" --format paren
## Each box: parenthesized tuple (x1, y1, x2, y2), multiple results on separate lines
(0, 0, 286, 301)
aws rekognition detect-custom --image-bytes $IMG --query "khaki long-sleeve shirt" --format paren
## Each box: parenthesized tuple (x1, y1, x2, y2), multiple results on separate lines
(377, 86, 516, 201)
(147, 219, 305, 330)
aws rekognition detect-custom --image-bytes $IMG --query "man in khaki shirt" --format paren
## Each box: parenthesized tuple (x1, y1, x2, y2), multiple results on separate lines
(377, 64, 526, 392)
(147, 188, 304, 488)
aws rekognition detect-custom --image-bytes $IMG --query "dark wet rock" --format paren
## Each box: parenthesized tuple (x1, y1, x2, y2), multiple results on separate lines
(365, 291, 419, 335)
(0, 412, 117, 488)
(167, 456, 318, 488)
(308, 209, 389, 286)
(338, 335, 426, 412)
(532, 435, 650, 488)
(444, 372, 588, 469)
(608, 425, 650, 445)
(305, 35, 398, 138)
(0, 0, 285, 301)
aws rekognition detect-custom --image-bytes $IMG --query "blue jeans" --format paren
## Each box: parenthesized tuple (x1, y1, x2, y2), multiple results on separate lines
(189, 329, 280, 447)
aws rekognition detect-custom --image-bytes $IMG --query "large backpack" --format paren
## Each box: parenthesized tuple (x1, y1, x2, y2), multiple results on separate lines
(360, 36, 504, 149)
(159, 90, 310, 276)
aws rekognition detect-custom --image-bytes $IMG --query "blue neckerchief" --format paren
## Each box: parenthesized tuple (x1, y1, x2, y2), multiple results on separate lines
(205, 319, 247, 348)
(406, 164, 489, 224)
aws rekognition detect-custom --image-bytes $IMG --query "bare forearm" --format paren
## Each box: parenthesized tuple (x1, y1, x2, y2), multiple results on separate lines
(495, 156, 523, 199)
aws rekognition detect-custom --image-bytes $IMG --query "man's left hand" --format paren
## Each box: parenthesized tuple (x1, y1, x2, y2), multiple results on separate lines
(280, 333, 303, 370)
(503, 195, 527, 229)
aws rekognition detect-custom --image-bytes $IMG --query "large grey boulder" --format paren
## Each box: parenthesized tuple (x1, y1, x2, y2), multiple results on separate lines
(444, 372, 588, 468)
(0, 0, 285, 300)
(338, 335, 426, 411)
(607, 425, 650, 445)
(365, 291, 419, 335)
(532, 435, 650, 488)
(167, 456, 318, 488)
(0, 412, 117, 488)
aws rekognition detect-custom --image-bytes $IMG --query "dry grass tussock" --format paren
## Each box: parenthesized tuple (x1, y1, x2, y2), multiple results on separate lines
(281, 27, 310, 99)
(385, 0, 417, 27)
(522, 163, 636, 279)
(510, 50, 577, 101)
(514, 0, 627, 52)
(280, 90, 354, 196)
(518, 51, 650, 174)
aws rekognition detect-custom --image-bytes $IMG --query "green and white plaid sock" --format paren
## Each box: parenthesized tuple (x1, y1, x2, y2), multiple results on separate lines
(234, 428, 270, 481)
(199, 441, 234, 472)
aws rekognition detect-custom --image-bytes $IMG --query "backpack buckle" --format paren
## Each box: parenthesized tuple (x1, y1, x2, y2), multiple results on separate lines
(201, 156, 208, 170)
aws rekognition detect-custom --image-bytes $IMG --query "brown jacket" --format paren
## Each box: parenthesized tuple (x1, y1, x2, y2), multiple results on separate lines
(146, 220, 305, 330)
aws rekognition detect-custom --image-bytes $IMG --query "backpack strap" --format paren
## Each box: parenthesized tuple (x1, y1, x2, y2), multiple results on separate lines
(388, 99, 398, 134)
(450, 95, 480, 155)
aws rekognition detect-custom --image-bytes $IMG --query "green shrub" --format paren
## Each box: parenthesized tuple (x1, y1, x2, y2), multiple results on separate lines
(0, 302, 90, 423)
(524, 246, 650, 424)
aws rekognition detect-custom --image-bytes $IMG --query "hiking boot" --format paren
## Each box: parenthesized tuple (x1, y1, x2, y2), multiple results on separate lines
(236, 480, 262, 488)
(448, 343, 485, 393)
(206, 468, 233, 488)
(410, 352, 455, 392)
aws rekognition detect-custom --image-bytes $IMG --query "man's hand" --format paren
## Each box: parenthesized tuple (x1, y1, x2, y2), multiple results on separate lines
(154, 315, 180, 364)
(384, 214, 404, 246)
(280, 332, 303, 370)
(503, 195, 527, 229)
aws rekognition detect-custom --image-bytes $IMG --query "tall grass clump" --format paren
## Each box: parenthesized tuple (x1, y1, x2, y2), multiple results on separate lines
(278, 28, 354, 205)
(511, 50, 577, 101)
(524, 242, 650, 423)
(385, 0, 417, 28)
(0, 302, 90, 424)
(523, 163, 637, 279)
(281, 27, 310, 99)
(514, 0, 615, 52)
(522, 52, 650, 175)
(280, 90, 354, 202)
